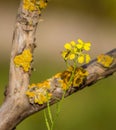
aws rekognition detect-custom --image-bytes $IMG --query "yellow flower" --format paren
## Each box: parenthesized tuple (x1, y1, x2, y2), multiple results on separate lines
(84, 43, 91, 51)
(69, 53, 75, 60)
(70, 41, 76, 46)
(73, 48, 77, 53)
(77, 39, 84, 44)
(85, 54, 91, 63)
(77, 55, 84, 63)
(61, 51, 68, 60)
(64, 43, 72, 50)
(77, 39, 84, 49)
(61, 39, 91, 64)
(76, 43, 83, 49)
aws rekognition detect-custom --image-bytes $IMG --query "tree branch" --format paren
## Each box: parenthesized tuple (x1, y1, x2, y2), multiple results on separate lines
(0, 1, 40, 130)
(0, 0, 116, 130)
(27, 48, 116, 114)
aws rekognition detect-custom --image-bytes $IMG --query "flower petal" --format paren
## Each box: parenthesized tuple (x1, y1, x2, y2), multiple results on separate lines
(85, 54, 91, 63)
(77, 55, 84, 63)
(64, 43, 72, 50)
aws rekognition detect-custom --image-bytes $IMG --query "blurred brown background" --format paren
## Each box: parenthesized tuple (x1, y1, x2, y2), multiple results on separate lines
(0, 0, 116, 130)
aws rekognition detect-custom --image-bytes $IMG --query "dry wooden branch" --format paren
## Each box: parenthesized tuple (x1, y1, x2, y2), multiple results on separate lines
(0, 1, 40, 130)
(0, 1, 116, 130)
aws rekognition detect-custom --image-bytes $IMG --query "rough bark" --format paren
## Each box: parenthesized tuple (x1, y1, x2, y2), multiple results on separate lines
(0, 1, 116, 130)
(0, 1, 39, 130)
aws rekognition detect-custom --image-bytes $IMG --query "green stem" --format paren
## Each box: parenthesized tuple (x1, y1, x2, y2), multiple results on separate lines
(44, 93, 54, 130)
(68, 61, 77, 87)
(44, 61, 77, 130)
(47, 101, 54, 130)
(53, 61, 77, 125)
(44, 110, 51, 130)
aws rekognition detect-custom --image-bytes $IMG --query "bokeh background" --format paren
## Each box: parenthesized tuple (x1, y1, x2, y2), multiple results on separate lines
(0, 0, 116, 130)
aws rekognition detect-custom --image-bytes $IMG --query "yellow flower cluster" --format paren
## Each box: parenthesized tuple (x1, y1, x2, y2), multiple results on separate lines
(14, 49, 32, 72)
(97, 54, 113, 67)
(62, 39, 91, 64)
(54, 66, 88, 90)
(26, 81, 52, 104)
(23, 0, 47, 12)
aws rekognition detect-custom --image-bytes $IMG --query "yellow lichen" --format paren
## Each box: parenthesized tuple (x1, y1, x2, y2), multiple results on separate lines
(97, 54, 113, 67)
(26, 80, 52, 105)
(54, 66, 88, 91)
(58, 79, 68, 91)
(72, 67, 88, 87)
(37, 80, 50, 89)
(14, 49, 32, 72)
(37, 0, 47, 9)
(23, 0, 47, 12)
(54, 72, 62, 79)
(23, 0, 36, 11)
